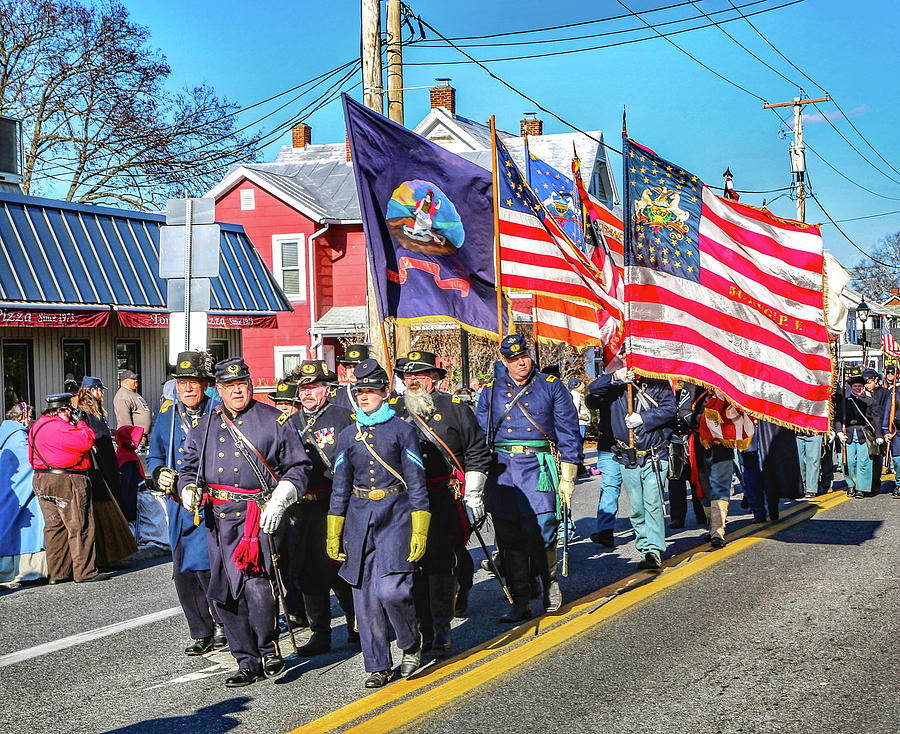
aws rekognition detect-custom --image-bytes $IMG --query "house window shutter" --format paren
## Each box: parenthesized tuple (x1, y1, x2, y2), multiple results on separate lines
(281, 241, 301, 296)
(240, 189, 255, 210)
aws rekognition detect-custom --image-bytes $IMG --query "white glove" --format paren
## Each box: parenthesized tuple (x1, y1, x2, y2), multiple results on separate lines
(614, 368, 635, 383)
(156, 467, 177, 493)
(624, 412, 644, 429)
(877, 437, 885, 445)
(260, 480, 298, 534)
(836, 431, 847, 443)
(463, 471, 487, 524)
(181, 484, 200, 512)
(827, 430, 835, 442)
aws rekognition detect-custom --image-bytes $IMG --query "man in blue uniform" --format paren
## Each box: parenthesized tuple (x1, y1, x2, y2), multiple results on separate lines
(587, 368, 675, 570)
(390, 350, 491, 655)
(329, 344, 371, 413)
(476, 334, 582, 622)
(326, 359, 429, 688)
(286, 361, 357, 655)
(882, 365, 900, 499)
(148, 351, 226, 656)
(177, 357, 311, 687)
(864, 368, 889, 495)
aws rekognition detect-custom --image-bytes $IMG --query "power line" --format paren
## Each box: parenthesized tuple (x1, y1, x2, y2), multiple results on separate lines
(405, 0, 801, 66)
(810, 187, 899, 269)
(825, 208, 900, 225)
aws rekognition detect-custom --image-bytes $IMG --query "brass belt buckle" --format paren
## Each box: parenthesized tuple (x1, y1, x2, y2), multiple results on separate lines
(368, 489, 386, 501)
(510, 445, 524, 454)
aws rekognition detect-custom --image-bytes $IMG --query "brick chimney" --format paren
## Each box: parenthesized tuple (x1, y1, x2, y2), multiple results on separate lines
(430, 79, 455, 114)
(520, 113, 542, 137)
(292, 122, 311, 148)
(345, 131, 352, 162)
(892, 287, 900, 298)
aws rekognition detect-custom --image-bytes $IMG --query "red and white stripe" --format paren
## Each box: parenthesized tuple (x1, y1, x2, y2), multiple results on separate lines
(531, 293, 621, 352)
(883, 322, 900, 358)
(626, 186, 832, 433)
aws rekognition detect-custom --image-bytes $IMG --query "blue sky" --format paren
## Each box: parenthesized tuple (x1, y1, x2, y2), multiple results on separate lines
(122, 0, 900, 269)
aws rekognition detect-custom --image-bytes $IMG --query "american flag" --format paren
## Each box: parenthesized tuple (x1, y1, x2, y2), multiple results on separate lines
(495, 135, 622, 349)
(623, 137, 832, 432)
(883, 322, 900, 358)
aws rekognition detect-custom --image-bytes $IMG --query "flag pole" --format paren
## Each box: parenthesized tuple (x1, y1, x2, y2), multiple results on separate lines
(490, 114, 503, 340)
(622, 107, 631, 371)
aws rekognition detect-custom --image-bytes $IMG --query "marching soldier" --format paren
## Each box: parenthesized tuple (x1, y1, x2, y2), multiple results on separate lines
(329, 344, 371, 413)
(390, 351, 491, 655)
(326, 359, 429, 688)
(476, 334, 582, 622)
(285, 362, 357, 655)
(148, 352, 226, 656)
(837, 369, 882, 499)
(587, 367, 675, 570)
(882, 365, 900, 498)
(864, 368, 889, 495)
(177, 357, 311, 687)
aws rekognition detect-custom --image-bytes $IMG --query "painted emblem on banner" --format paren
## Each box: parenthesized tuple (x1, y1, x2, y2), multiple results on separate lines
(386, 180, 465, 256)
(633, 186, 690, 241)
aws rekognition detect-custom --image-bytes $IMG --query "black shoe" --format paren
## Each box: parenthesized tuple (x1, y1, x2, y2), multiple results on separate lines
(454, 587, 469, 618)
(637, 553, 662, 571)
(364, 669, 394, 688)
(846, 487, 855, 497)
(590, 530, 615, 548)
(499, 601, 531, 623)
(866, 490, 879, 497)
(769, 509, 779, 522)
(544, 579, 562, 613)
(262, 653, 285, 679)
(710, 537, 727, 549)
(225, 668, 264, 687)
(399, 634, 422, 677)
(184, 637, 214, 656)
(211, 623, 227, 650)
(893, 489, 900, 499)
(298, 632, 331, 657)
(751, 516, 767, 523)
(702, 533, 712, 543)
(853, 491, 866, 499)
(803, 492, 817, 499)
(669, 520, 685, 529)
(48, 577, 71, 585)
(73, 572, 111, 584)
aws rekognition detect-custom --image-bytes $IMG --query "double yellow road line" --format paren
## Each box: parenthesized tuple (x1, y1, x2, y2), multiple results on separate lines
(292, 490, 850, 734)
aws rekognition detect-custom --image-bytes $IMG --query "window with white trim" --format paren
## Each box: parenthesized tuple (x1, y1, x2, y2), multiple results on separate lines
(274, 345, 307, 380)
(271, 234, 307, 301)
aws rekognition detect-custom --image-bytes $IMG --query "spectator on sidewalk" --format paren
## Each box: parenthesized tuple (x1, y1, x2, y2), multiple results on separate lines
(113, 370, 151, 442)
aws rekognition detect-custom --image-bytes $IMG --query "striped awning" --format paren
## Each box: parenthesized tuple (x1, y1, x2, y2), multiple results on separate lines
(0, 191, 291, 313)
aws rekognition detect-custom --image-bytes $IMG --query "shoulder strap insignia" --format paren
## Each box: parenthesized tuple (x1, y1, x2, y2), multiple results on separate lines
(545, 374, 557, 382)
(276, 412, 289, 425)
(350, 411, 357, 421)
(485, 380, 494, 387)
(191, 417, 199, 429)
(389, 396, 399, 404)
(160, 399, 172, 413)
(452, 395, 461, 403)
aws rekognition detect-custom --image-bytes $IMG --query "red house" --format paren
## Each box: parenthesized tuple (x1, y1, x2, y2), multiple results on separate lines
(208, 81, 618, 392)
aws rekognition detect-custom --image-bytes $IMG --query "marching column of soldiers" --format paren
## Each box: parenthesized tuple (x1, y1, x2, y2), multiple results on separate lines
(148, 337, 586, 688)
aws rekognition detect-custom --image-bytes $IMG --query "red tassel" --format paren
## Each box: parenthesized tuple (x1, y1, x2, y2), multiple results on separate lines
(232, 499, 263, 574)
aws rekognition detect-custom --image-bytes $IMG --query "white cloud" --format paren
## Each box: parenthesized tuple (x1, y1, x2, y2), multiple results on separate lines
(802, 105, 869, 124)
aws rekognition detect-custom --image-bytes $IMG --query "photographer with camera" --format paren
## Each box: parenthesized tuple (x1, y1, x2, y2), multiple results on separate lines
(27, 393, 107, 584)
(587, 368, 675, 571)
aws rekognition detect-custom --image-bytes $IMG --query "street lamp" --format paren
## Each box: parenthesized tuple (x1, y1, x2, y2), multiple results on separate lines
(857, 300, 871, 366)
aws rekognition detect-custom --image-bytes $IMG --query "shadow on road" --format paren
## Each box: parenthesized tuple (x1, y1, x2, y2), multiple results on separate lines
(770, 517, 883, 545)
(102, 696, 252, 733)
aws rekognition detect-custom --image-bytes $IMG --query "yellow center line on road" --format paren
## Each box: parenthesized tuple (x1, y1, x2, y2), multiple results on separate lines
(290, 490, 850, 734)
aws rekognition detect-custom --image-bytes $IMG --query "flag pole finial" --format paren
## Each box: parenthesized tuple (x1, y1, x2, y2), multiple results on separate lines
(622, 106, 627, 137)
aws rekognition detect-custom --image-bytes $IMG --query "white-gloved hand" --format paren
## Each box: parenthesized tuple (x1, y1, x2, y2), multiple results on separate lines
(260, 480, 298, 534)
(877, 436, 885, 445)
(827, 430, 836, 442)
(156, 468, 177, 493)
(614, 368, 635, 383)
(181, 484, 199, 512)
(463, 471, 487, 524)
(837, 431, 848, 443)
(624, 412, 644, 429)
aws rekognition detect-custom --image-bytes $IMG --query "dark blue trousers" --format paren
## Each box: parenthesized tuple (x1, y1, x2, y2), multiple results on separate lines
(352, 524, 418, 672)
(214, 577, 278, 672)
(172, 541, 221, 640)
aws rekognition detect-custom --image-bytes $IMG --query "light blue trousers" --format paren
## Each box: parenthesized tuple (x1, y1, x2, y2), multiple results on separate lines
(621, 460, 668, 555)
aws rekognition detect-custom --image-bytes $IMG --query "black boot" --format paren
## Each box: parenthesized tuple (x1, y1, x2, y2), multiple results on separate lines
(429, 574, 456, 656)
(298, 593, 332, 656)
(498, 550, 531, 623)
(543, 548, 562, 613)
(412, 572, 433, 652)
(211, 623, 227, 650)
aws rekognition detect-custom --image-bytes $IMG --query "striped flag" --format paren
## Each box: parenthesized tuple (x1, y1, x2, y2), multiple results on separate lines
(623, 137, 831, 432)
(495, 134, 622, 350)
(883, 322, 900, 358)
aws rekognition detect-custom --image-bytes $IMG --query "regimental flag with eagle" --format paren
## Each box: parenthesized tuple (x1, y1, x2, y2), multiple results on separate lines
(622, 136, 831, 432)
(526, 152, 584, 252)
(495, 132, 623, 351)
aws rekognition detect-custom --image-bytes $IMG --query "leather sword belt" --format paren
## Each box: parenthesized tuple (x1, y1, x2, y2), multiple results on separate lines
(352, 483, 405, 501)
(494, 441, 551, 456)
(426, 473, 453, 491)
(34, 468, 87, 475)
(207, 485, 265, 504)
(615, 440, 650, 458)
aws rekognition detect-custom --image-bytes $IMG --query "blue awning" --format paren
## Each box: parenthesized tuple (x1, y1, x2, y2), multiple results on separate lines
(0, 191, 291, 313)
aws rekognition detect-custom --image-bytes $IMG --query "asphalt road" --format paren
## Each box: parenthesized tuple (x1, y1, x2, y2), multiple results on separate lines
(0, 463, 896, 734)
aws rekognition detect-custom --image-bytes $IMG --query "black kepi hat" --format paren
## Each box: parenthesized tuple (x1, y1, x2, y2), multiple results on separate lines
(269, 380, 301, 402)
(173, 351, 212, 379)
(338, 344, 370, 365)
(215, 357, 251, 383)
(352, 359, 389, 391)
(45, 393, 73, 410)
(295, 359, 338, 385)
(398, 350, 447, 379)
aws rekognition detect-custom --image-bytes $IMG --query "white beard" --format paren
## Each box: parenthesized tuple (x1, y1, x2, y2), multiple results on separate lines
(403, 384, 435, 417)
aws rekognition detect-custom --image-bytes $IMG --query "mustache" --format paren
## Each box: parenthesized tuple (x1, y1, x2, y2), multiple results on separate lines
(403, 385, 435, 417)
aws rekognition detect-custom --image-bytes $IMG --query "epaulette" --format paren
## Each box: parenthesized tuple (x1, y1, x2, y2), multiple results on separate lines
(350, 411, 357, 421)
(191, 417, 199, 429)
(389, 396, 399, 404)
(160, 399, 172, 413)
(276, 412, 289, 425)
(545, 374, 557, 382)
(451, 395, 461, 403)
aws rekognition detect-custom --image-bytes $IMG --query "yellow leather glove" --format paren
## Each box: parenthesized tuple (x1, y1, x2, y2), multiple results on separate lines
(326, 514, 346, 562)
(558, 462, 577, 507)
(407, 510, 431, 562)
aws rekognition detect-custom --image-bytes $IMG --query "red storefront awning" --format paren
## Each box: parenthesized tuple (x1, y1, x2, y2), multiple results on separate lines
(117, 311, 277, 329)
(0, 307, 110, 328)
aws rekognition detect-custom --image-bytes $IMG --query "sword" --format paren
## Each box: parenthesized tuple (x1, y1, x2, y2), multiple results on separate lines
(650, 448, 669, 518)
(562, 499, 570, 578)
(265, 528, 299, 656)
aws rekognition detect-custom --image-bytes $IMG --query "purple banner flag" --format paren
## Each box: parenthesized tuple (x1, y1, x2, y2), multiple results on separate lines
(343, 94, 508, 338)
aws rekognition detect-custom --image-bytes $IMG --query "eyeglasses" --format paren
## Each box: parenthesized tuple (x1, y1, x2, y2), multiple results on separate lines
(218, 381, 249, 392)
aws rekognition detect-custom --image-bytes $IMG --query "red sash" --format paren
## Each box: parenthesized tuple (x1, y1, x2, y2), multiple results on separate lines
(208, 484, 264, 574)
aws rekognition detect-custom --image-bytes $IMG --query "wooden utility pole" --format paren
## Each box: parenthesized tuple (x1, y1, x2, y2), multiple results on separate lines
(361, 0, 386, 364)
(762, 92, 830, 222)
